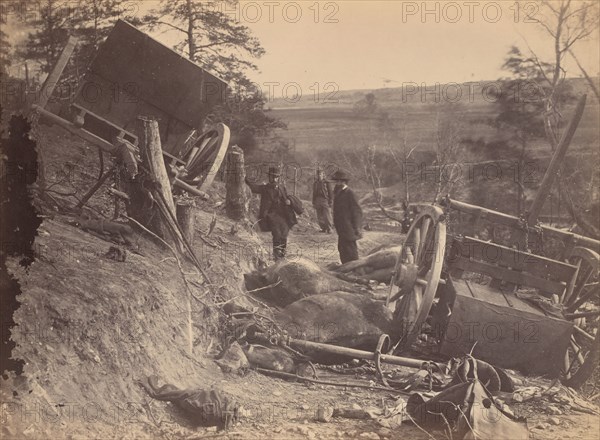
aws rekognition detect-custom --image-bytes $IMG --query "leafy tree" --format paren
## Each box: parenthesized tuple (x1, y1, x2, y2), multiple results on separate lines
(15, 0, 135, 73)
(353, 92, 378, 116)
(0, 12, 11, 76)
(71, 0, 125, 68)
(17, 0, 71, 73)
(146, 0, 286, 159)
(532, 0, 599, 238)
(478, 46, 574, 213)
(207, 89, 287, 155)
(146, 0, 264, 88)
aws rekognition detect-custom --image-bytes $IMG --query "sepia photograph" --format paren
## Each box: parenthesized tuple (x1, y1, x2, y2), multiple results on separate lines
(1, 1, 599, 438)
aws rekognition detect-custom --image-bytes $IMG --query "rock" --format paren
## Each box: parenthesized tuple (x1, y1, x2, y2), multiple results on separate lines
(215, 342, 249, 373)
(358, 433, 380, 440)
(534, 422, 549, 430)
(546, 404, 562, 415)
(351, 403, 362, 410)
(295, 426, 310, 435)
(548, 417, 561, 425)
(378, 428, 392, 438)
(272, 390, 282, 397)
(316, 405, 334, 422)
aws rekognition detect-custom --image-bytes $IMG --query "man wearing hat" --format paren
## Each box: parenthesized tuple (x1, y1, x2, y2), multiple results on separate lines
(331, 169, 363, 263)
(245, 166, 293, 260)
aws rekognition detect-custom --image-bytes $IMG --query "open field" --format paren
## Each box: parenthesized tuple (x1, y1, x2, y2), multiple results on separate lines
(269, 78, 600, 157)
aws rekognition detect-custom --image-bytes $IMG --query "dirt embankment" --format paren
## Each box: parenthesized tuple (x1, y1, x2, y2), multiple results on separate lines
(0, 124, 400, 439)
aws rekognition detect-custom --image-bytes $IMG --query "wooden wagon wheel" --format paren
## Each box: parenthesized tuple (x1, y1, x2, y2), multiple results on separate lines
(387, 205, 446, 351)
(182, 123, 230, 189)
(560, 247, 600, 389)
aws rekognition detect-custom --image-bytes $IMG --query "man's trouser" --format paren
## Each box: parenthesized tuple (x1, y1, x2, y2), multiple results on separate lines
(313, 199, 332, 232)
(338, 237, 358, 263)
(268, 213, 290, 260)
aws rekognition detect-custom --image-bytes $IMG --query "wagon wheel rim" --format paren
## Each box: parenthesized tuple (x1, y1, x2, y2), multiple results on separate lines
(183, 123, 230, 188)
(561, 247, 600, 388)
(388, 205, 446, 351)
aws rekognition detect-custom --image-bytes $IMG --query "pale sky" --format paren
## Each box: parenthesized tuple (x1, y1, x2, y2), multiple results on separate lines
(6, 1, 600, 92)
(241, 0, 600, 91)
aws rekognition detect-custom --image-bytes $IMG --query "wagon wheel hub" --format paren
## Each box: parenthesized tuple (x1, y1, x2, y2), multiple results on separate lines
(395, 263, 419, 295)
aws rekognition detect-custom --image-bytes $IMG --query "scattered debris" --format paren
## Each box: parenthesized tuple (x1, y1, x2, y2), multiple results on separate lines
(104, 245, 126, 262)
(138, 376, 238, 431)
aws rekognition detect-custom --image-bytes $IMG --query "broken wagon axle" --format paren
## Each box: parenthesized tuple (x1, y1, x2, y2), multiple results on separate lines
(250, 332, 446, 372)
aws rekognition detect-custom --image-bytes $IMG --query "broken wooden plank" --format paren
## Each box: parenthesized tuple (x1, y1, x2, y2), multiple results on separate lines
(37, 36, 77, 108)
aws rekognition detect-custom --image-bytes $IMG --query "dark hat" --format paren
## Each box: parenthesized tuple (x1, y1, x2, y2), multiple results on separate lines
(268, 167, 281, 177)
(331, 169, 351, 181)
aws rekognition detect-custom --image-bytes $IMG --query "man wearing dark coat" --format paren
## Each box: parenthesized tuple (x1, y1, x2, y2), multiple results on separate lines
(245, 167, 294, 260)
(331, 170, 363, 263)
(312, 169, 333, 233)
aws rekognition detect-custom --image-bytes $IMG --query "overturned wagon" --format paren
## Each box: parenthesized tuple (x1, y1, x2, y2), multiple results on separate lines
(388, 95, 599, 387)
(32, 20, 230, 195)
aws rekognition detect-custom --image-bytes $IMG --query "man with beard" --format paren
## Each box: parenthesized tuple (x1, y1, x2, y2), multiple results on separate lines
(245, 167, 293, 260)
(331, 170, 363, 263)
(312, 169, 333, 233)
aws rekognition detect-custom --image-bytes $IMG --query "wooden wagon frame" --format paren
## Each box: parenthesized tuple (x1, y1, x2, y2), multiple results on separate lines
(31, 20, 231, 201)
(387, 95, 600, 387)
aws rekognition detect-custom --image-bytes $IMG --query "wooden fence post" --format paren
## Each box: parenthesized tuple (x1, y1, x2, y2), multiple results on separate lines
(225, 145, 247, 220)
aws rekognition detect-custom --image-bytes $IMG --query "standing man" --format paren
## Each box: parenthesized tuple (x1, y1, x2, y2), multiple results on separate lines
(331, 170, 363, 263)
(245, 167, 293, 260)
(312, 169, 333, 233)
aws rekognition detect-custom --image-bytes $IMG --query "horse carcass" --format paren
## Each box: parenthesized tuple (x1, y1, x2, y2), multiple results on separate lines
(243, 257, 359, 307)
(273, 292, 398, 363)
(333, 245, 401, 283)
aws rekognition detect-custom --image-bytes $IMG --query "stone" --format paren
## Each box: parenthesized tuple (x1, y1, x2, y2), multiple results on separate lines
(358, 433, 380, 440)
(548, 417, 561, 426)
(316, 405, 334, 422)
(378, 427, 393, 438)
(546, 404, 562, 415)
(215, 342, 249, 373)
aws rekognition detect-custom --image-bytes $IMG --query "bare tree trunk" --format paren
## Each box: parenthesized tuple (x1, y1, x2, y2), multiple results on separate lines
(176, 203, 196, 245)
(187, 0, 196, 60)
(225, 145, 247, 220)
(123, 117, 176, 242)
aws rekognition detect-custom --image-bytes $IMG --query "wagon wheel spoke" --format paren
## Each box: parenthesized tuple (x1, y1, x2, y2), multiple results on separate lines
(570, 337, 586, 366)
(417, 218, 431, 266)
(572, 324, 595, 342)
(410, 228, 421, 263)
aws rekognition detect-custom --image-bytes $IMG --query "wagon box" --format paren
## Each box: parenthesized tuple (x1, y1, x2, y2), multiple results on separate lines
(437, 277, 574, 376)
